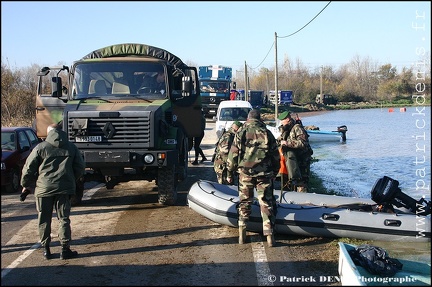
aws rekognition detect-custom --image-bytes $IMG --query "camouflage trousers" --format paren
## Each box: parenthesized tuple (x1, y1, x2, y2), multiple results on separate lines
(237, 174, 276, 236)
(284, 151, 311, 192)
(216, 168, 230, 185)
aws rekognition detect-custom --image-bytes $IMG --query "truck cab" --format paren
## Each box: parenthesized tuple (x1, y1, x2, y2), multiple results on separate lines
(35, 43, 203, 206)
(198, 65, 233, 117)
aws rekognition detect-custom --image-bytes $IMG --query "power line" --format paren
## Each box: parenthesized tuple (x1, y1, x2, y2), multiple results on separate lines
(248, 1, 332, 71)
(249, 42, 275, 71)
(278, 1, 331, 39)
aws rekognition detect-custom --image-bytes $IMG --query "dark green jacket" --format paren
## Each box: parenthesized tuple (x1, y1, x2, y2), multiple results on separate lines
(21, 129, 85, 197)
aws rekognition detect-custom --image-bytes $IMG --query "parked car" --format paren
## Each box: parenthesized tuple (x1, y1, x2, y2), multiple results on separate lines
(213, 100, 252, 138)
(1, 127, 40, 193)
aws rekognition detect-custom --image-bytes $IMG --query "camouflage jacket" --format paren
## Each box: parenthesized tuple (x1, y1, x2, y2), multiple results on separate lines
(227, 118, 280, 177)
(277, 123, 313, 158)
(213, 127, 236, 173)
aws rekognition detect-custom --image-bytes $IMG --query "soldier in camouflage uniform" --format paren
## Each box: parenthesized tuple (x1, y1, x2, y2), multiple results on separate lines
(213, 121, 243, 184)
(277, 111, 313, 192)
(226, 109, 280, 247)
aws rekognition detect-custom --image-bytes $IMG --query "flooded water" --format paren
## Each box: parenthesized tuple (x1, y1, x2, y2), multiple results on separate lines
(304, 106, 431, 261)
(304, 106, 431, 202)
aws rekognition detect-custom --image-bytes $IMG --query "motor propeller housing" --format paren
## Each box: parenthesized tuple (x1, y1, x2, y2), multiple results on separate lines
(371, 176, 431, 216)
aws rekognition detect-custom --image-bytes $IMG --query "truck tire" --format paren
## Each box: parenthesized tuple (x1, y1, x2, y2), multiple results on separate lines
(157, 165, 177, 205)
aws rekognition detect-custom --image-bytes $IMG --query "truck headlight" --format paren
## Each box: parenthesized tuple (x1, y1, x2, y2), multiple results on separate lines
(143, 154, 155, 164)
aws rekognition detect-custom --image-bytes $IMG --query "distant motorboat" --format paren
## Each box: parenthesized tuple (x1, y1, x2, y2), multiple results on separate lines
(306, 126, 347, 142)
(266, 124, 348, 143)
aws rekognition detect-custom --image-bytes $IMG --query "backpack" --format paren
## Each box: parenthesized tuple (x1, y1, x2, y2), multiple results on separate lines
(348, 244, 403, 277)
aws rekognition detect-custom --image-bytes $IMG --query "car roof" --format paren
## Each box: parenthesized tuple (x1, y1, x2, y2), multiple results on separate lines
(218, 100, 252, 108)
(1, 127, 35, 132)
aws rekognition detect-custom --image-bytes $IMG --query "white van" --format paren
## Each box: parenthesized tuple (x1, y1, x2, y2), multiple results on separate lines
(214, 100, 253, 138)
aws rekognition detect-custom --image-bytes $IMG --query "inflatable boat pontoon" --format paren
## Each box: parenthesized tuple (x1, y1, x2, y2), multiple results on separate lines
(187, 178, 430, 242)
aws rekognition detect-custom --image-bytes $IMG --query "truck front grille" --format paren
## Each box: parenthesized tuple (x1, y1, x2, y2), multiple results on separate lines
(67, 113, 153, 148)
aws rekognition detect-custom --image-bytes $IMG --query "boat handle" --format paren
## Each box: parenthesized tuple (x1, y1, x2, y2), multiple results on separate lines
(322, 213, 340, 221)
(384, 219, 402, 227)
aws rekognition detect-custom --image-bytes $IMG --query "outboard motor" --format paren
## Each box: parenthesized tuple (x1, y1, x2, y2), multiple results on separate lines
(371, 176, 431, 216)
(337, 125, 348, 142)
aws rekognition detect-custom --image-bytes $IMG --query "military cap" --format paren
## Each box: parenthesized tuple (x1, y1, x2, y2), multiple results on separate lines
(277, 111, 291, 120)
(233, 121, 243, 128)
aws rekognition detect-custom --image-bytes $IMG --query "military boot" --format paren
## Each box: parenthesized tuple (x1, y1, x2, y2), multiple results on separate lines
(296, 183, 308, 193)
(296, 186, 306, 192)
(266, 233, 275, 247)
(60, 245, 78, 260)
(238, 221, 247, 244)
(43, 245, 52, 260)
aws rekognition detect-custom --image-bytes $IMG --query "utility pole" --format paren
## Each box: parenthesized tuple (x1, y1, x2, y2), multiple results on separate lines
(320, 65, 323, 101)
(274, 32, 278, 122)
(244, 61, 248, 102)
(266, 68, 269, 99)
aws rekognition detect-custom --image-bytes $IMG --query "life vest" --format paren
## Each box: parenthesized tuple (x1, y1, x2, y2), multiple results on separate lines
(278, 147, 288, 175)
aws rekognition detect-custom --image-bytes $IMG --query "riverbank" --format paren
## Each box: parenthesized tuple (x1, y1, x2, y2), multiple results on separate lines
(198, 116, 429, 283)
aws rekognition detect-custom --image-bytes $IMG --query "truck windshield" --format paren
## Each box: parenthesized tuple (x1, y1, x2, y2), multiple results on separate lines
(199, 81, 228, 93)
(72, 62, 167, 99)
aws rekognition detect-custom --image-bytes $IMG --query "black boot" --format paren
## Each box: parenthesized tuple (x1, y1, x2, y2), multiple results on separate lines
(43, 245, 52, 260)
(60, 245, 78, 260)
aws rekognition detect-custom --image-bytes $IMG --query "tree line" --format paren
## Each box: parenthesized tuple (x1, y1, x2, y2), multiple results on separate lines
(2, 54, 431, 127)
(232, 54, 430, 105)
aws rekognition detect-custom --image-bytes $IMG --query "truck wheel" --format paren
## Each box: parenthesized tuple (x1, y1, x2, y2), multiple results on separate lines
(70, 179, 84, 206)
(157, 165, 177, 205)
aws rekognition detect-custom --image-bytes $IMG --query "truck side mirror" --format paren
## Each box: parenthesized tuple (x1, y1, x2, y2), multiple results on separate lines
(181, 76, 192, 97)
(51, 77, 63, 98)
(232, 82, 236, 89)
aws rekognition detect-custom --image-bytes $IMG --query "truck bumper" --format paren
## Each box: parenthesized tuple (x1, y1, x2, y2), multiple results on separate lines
(83, 150, 178, 168)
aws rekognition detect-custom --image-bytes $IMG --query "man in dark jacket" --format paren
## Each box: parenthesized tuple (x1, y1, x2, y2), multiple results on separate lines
(226, 109, 280, 247)
(191, 113, 208, 165)
(21, 124, 85, 260)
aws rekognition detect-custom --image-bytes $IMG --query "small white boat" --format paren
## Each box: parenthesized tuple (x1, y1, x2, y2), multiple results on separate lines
(338, 242, 431, 286)
(306, 126, 347, 142)
(266, 124, 347, 143)
(187, 178, 431, 242)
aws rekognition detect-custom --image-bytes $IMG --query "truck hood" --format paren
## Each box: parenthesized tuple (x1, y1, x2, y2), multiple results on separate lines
(66, 99, 170, 112)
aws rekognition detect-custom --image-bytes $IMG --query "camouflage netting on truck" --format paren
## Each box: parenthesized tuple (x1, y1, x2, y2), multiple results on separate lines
(81, 43, 187, 69)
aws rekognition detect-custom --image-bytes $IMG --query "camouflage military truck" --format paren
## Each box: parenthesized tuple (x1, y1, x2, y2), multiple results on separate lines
(34, 43, 203, 206)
